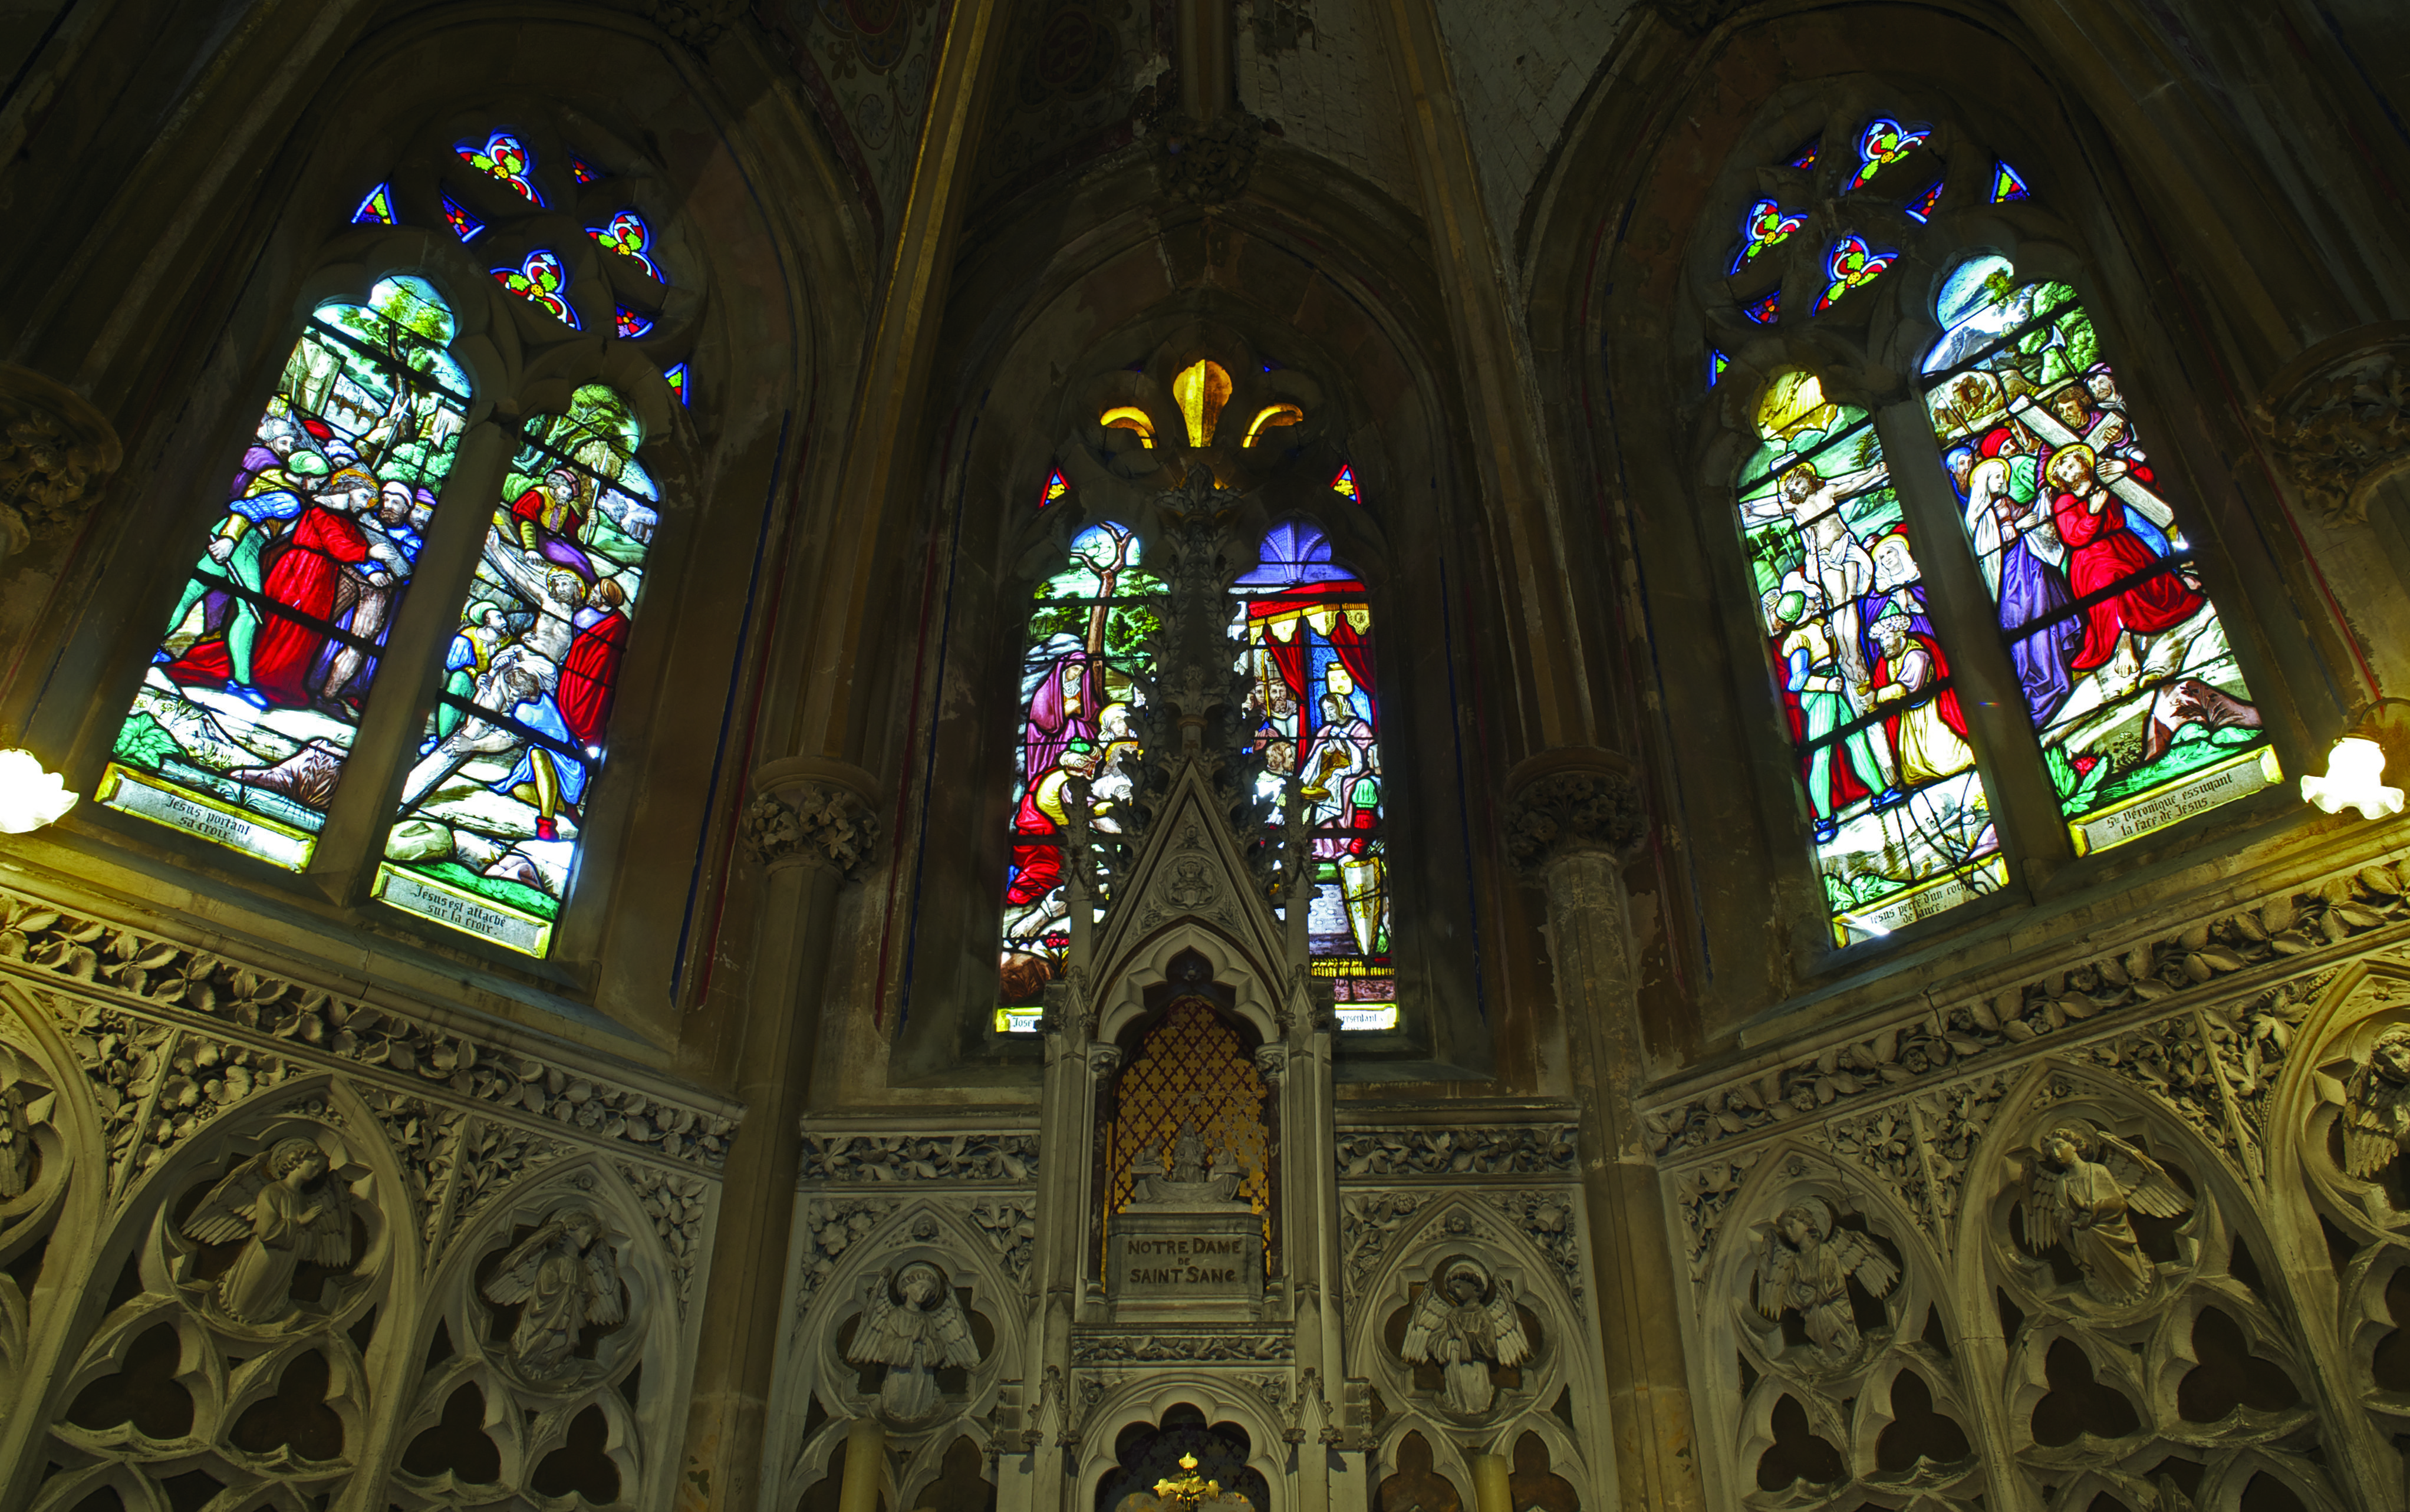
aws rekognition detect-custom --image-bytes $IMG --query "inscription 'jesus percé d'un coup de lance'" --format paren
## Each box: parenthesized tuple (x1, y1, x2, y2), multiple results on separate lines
(1124, 1234, 1250, 1286)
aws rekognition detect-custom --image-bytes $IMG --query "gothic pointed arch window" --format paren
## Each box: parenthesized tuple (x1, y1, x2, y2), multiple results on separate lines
(1917, 256, 2273, 854)
(1694, 100, 2284, 950)
(103, 276, 472, 871)
(1734, 375, 2003, 944)
(987, 354, 1414, 1036)
(374, 383, 662, 956)
(97, 116, 699, 962)
(1234, 520, 1395, 1029)
(997, 520, 1163, 1030)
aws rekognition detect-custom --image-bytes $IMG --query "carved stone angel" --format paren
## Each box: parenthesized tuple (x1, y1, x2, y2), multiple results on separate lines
(0, 1081, 34, 1199)
(1754, 1198, 1898, 1363)
(180, 1136, 352, 1328)
(2344, 1026, 2410, 1180)
(847, 1261, 979, 1420)
(2023, 1122, 2191, 1303)
(482, 1206, 626, 1386)
(1399, 1258, 1530, 1416)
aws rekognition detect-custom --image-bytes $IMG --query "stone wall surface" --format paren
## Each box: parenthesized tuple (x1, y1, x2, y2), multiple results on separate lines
(1431, 0, 1635, 268)
(1234, 0, 1420, 207)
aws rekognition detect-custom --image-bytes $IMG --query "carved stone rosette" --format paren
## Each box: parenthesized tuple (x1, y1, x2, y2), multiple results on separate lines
(0, 363, 121, 556)
(1502, 749, 1647, 872)
(2263, 333, 2410, 525)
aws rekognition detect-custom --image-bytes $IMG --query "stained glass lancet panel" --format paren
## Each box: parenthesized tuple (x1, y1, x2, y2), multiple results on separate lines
(1920, 257, 2275, 854)
(997, 522, 1161, 1032)
(374, 384, 660, 956)
(1233, 522, 1394, 1029)
(101, 276, 470, 869)
(1739, 373, 2005, 945)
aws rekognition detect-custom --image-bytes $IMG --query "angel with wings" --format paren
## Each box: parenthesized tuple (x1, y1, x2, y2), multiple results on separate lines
(847, 1261, 980, 1420)
(180, 1136, 352, 1328)
(1754, 1198, 1898, 1363)
(482, 1206, 625, 1385)
(2344, 1026, 2410, 1181)
(1400, 1258, 1530, 1416)
(2023, 1122, 2192, 1303)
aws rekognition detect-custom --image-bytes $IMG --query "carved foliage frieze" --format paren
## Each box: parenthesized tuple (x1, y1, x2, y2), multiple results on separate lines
(1649, 859, 2410, 1167)
(800, 1131, 1039, 1184)
(0, 890, 736, 1171)
(1335, 1125, 1578, 1180)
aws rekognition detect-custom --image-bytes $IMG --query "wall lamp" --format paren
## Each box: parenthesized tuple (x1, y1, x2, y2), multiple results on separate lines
(2302, 698, 2408, 821)
(0, 749, 77, 834)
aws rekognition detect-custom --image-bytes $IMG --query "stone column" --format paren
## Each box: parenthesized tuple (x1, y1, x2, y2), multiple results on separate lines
(1269, 986, 1342, 1512)
(1502, 749, 1703, 1511)
(839, 1417, 887, 1512)
(679, 761, 880, 1512)
(1467, 1451, 1510, 1512)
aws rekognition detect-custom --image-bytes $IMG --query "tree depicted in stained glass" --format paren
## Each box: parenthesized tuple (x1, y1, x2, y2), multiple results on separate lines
(997, 522, 1161, 1026)
(1233, 522, 1394, 1029)
(1920, 256, 2273, 855)
(100, 277, 470, 869)
(375, 384, 661, 956)
(1738, 371, 2004, 944)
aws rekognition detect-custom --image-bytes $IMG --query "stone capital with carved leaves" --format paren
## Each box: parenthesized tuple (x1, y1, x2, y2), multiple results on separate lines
(742, 757, 880, 879)
(1503, 748, 1647, 873)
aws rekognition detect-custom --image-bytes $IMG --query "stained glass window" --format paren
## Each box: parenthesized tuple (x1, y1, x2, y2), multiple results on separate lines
(1990, 160, 2033, 204)
(1172, 361, 1232, 447)
(1242, 404, 1304, 447)
(1744, 291, 1782, 326)
(614, 307, 655, 340)
(1234, 522, 1394, 1029)
(1904, 179, 1945, 225)
(1844, 118, 1931, 192)
(373, 384, 661, 956)
(492, 251, 577, 328)
(1920, 257, 2274, 855)
(1041, 468, 1069, 507)
(352, 184, 395, 226)
(569, 155, 602, 185)
(456, 131, 544, 206)
(664, 364, 690, 406)
(441, 196, 485, 243)
(1813, 235, 1898, 316)
(1329, 465, 1358, 501)
(996, 522, 1162, 1029)
(101, 277, 469, 869)
(1730, 198, 1807, 276)
(1710, 350, 1732, 388)
(1788, 137, 1821, 172)
(1737, 371, 2005, 944)
(587, 210, 664, 284)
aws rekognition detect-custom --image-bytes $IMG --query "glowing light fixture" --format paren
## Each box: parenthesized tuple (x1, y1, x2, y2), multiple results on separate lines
(0, 749, 77, 832)
(2303, 700, 2408, 820)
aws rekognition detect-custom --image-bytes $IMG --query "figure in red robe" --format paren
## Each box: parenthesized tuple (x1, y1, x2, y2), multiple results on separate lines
(248, 470, 382, 709)
(557, 575, 630, 749)
(2044, 443, 2202, 673)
